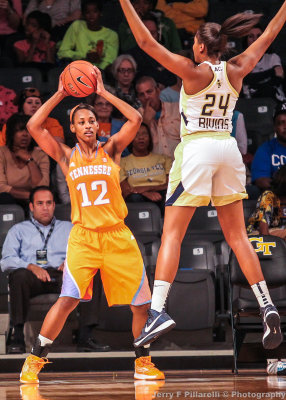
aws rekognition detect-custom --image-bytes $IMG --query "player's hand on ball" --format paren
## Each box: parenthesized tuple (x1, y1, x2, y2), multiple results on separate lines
(58, 73, 69, 97)
(92, 66, 104, 95)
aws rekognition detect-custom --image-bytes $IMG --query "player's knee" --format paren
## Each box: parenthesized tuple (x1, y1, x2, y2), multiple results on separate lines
(57, 296, 79, 313)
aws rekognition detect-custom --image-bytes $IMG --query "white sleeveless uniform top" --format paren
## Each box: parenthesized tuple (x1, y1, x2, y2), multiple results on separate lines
(179, 61, 239, 138)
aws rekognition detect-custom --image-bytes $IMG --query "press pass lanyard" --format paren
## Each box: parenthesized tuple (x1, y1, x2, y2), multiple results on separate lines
(30, 218, 56, 250)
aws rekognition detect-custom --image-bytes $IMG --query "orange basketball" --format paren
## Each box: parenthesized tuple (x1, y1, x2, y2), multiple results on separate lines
(62, 60, 97, 97)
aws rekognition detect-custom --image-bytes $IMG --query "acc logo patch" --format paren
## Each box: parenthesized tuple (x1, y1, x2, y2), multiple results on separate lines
(249, 237, 276, 255)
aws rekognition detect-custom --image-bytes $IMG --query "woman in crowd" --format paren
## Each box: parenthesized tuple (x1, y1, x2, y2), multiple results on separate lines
(0, 113, 49, 210)
(111, 54, 142, 118)
(0, 87, 64, 146)
(120, 122, 172, 214)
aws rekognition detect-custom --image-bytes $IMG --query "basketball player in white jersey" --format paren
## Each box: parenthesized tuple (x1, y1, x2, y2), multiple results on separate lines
(119, 0, 286, 350)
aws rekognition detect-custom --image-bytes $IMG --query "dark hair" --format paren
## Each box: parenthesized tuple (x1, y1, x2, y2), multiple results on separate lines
(274, 103, 286, 122)
(29, 186, 55, 204)
(196, 12, 262, 58)
(82, 0, 103, 14)
(271, 165, 286, 197)
(14, 87, 42, 113)
(6, 113, 32, 151)
(26, 10, 52, 33)
(129, 122, 153, 153)
(142, 12, 159, 27)
(70, 103, 98, 123)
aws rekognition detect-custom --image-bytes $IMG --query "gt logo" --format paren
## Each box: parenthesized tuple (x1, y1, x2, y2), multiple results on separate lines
(249, 237, 276, 255)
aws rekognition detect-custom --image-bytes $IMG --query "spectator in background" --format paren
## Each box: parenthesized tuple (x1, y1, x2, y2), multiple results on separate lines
(0, 87, 64, 146)
(92, 90, 126, 147)
(242, 25, 286, 103)
(119, 0, 182, 54)
(0, 85, 17, 129)
(160, 76, 181, 103)
(247, 165, 286, 240)
(230, 110, 261, 199)
(155, 0, 208, 48)
(136, 76, 181, 159)
(24, 0, 81, 41)
(57, 0, 119, 72)
(120, 123, 172, 214)
(0, 0, 22, 53)
(251, 104, 286, 192)
(13, 11, 56, 72)
(0, 114, 49, 211)
(128, 12, 177, 87)
(111, 54, 142, 118)
(1, 186, 110, 354)
(231, 110, 247, 157)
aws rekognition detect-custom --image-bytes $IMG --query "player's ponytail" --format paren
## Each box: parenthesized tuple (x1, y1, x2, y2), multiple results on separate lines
(196, 12, 262, 58)
(220, 12, 263, 38)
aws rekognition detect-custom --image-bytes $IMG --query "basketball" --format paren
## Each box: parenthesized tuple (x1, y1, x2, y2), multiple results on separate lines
(62, 60, 97, 97)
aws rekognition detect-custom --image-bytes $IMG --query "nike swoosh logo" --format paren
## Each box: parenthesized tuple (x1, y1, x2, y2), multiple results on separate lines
(76, 76, 92, 88)
(145, 315, 161, 333)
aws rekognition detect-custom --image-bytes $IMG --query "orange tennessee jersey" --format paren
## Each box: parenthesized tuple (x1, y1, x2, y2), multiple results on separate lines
(66, 143, 127, 230)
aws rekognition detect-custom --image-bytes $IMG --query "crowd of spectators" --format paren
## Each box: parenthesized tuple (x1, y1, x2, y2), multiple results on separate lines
(0, 0, 285, 219)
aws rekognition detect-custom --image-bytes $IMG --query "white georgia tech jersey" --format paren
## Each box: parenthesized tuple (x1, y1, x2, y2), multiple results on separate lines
(179, 61, 239, 138)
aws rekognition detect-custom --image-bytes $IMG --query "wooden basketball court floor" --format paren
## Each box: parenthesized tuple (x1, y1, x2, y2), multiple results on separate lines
(1, 370, 286, 400)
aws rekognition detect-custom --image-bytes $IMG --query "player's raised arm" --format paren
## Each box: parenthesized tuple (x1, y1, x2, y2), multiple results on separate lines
(118, 0, 193, 79)
(93, 67, 142, 158)
(230, 1, 286, 77)
(27, 78, 72, 174)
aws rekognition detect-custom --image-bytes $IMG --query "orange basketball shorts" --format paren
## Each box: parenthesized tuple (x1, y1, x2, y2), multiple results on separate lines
(60, 223, 151, 306)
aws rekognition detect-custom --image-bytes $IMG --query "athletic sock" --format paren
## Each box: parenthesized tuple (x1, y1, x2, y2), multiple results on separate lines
(38, 334, 53, 347)
(31, 335, 53, 358)
(151, 280, 171, 312)
(251, 280, 274, 308)
(135, 344, 150, 358)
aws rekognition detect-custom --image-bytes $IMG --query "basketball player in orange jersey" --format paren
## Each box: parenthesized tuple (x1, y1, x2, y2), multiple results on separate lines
(119, 0, 286, 351)
(19, 67, 165, 383)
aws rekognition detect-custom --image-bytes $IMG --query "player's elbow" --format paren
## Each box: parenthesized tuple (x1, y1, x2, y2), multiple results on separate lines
(134, 111, 143, 127)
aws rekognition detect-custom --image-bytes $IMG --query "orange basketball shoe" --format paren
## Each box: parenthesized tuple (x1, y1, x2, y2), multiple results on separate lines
(20, 355, 50, 383)
(134, 356, 165, 380)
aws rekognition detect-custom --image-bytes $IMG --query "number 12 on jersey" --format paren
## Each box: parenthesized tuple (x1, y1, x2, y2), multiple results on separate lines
(77, 181, 110, 207)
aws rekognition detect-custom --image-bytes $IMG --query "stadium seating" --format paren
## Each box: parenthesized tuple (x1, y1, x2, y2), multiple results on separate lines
(125, 202, 162, 273)
(54, 203, 72, 221)
(186, 205, 224, 244)
(0, 67, 43, 94)
(235, 98, 276, 154)
(228, 235, 286, 373)
(0, 204, 25, 253)
(166, 239, 218, 331)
